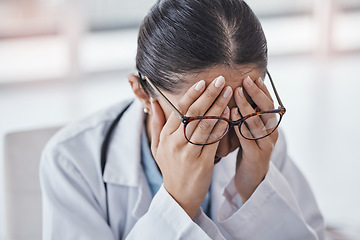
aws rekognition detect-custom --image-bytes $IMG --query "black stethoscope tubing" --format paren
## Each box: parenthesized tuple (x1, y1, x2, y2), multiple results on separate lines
(100, 101, 133, 225)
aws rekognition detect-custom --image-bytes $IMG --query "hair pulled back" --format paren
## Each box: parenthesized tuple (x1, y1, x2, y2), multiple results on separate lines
(136, 0, 267, 95)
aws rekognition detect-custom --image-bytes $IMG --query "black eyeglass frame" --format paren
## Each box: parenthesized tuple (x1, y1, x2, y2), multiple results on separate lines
(141, 71, 286, 145)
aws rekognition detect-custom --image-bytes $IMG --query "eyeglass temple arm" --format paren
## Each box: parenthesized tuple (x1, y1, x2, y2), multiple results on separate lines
(266, 70, 285, 108)
(143, 76, 184, 119)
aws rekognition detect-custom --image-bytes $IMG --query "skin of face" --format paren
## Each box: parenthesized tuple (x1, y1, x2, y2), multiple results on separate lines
(150, 65, 266, 161)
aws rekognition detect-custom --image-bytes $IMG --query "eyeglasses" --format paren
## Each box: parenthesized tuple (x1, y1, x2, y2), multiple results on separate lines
(141, 70, 286, 146)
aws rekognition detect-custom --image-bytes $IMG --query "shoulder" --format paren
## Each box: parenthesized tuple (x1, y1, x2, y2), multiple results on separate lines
(48, 99, 134, 148)
(41, 98, 135, 170)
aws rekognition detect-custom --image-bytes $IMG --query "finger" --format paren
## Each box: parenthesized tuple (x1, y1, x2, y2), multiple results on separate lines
(162, 79, 206, 135)
(244, 76, 279, 136)
(185, 86, 232, 145)
(204, 86, 233, 117)
(200, 106, 230, 163)
(235, 87, 267, 140)
(230, 107, 257, 151)
(209, 105, 230, 143)
(243, 76, 274, 112)
(171, 75, 226, 144)
(236, 87, 278, 150)
(255, 77, 273, 103)
(150, 99, 166, 155)
(184, 76, 226, 118)
(186, 107, 230, 145)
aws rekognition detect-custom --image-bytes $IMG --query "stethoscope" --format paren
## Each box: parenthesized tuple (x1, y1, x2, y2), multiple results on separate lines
(100, 101, 133, 225)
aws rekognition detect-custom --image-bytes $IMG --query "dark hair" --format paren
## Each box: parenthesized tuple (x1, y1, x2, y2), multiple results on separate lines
(136, 0, 267, 95)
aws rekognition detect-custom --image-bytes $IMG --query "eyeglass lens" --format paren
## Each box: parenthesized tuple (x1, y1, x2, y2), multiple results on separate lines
(184, 112, 281, 145)
(185, 118, 229, 145)
(240, 112, 281, 140)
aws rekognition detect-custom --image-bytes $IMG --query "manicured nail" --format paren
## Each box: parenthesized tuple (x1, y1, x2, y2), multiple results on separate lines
(238, 87, 244, 98)
(215, 76, 225, 88)
(234, 108, 239, 115)
(223, 86, 232, 98)
(257, 77, 263, 86)
(246, 76, 254, 86)
(195, 80, 205, 91)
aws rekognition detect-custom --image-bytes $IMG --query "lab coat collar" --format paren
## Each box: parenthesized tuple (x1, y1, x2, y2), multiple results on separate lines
(102, 98, 145, 187)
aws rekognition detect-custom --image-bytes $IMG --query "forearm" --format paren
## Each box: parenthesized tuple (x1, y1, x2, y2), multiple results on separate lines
(217, 162, 325, 240)
(127, 185, 224, 240)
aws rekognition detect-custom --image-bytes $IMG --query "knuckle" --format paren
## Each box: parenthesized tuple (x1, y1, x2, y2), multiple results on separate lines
(247, 116, 261, 127)
(178, 89, 201, 113)
(254, 117, 263, 127)
(263, 141, 275, 153)
(181, 150, 193, 161)
(187, 107, 201, 117)
(184, 88, 199, 101)
(177, 104, 186, 114)
(214, 98, 226, 109)
(176, 100, 188, 114)
(252, 87, 262, 98)
(255, 122, 265, 134)
(205, 87, 218, 99)
(173, 139, 184, 151)
(198, 119, 211, 130)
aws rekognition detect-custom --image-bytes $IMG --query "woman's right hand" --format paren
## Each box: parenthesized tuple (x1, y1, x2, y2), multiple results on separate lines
(149, 76, 232, 219)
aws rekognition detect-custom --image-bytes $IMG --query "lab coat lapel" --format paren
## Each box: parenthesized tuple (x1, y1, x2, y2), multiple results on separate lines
(211, 151, 237, 220)
(101, 98, 239, 221)
(103, 99, 152, 219)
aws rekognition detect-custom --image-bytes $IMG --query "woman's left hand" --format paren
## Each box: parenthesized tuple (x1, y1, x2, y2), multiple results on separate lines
(231, 76, 278, 202)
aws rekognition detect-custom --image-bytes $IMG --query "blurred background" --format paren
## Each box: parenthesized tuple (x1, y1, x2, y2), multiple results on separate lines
(1, 0, 360, 239)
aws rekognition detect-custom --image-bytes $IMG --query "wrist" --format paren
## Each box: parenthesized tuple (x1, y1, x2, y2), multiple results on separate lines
(163, 183, 203, 219)
(234, 172, 266, 202)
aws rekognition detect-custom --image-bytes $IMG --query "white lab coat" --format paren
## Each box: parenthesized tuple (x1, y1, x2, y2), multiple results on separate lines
(40, 98, 325, 240)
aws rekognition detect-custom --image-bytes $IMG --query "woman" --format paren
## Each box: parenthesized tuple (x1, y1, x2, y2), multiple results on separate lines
(40, 0, 325, 239)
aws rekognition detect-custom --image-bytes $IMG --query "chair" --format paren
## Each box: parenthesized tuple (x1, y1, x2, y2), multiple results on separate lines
(3, 126, 60, 240)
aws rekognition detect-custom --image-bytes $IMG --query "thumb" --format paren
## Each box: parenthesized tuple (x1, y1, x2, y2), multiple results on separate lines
(150, 99, 166, 155)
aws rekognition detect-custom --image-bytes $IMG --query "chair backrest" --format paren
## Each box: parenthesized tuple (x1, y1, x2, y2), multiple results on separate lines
(3, 126, 60, 240)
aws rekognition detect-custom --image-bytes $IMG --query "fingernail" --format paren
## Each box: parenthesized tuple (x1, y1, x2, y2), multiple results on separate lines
(234, 108, 239, 115)
(223, 86, 232, 98)
(246, 76, 254, 86)
(257, 77, 263, 86)
(223, 106, 229, 115)
(215, 76, 225, 88)
(238, 87, 244, 98)
(195, 80, 205, 91)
